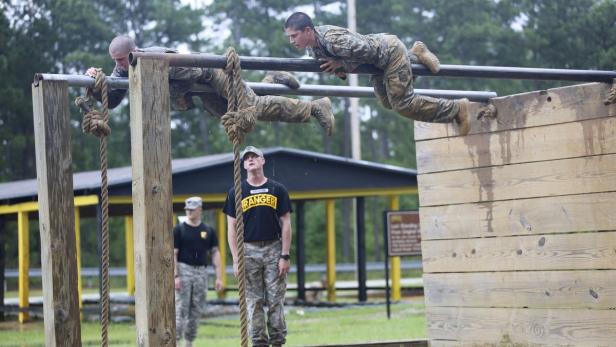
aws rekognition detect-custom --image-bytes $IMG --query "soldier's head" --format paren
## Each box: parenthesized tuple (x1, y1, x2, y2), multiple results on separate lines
(284, 12, 316, 50)
(108, 35, 137, 71)
(184, 196, 203, 222)
(241, 146, 265, 173)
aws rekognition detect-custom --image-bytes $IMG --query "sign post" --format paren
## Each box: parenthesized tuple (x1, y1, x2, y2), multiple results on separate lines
(383, 210, 421, 319)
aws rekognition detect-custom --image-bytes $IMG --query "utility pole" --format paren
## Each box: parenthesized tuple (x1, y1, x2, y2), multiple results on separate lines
(347, 0, 360, 160)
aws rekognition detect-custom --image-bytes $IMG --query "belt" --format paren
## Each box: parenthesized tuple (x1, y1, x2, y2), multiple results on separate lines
(246, 239, 278, 247)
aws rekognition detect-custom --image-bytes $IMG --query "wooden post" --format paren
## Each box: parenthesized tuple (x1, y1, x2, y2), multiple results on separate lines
(389, 195, 401, 301)
(216, 210, 227, 299)
(32, 80, 81, 346)
(74, 207, 82, 312)
(125, 216, 135, 296)
(129, 57, 175, 346)
(17, 211, 30, 323)
(326, 199, 336, 302)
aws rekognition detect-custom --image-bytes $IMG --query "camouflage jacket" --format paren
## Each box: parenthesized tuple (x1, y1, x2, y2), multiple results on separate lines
(308, 25, 391, 72)
(98, 47, 179, 109)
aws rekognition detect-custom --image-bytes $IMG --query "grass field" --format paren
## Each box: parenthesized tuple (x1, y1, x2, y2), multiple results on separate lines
(0, 299, 426, 346)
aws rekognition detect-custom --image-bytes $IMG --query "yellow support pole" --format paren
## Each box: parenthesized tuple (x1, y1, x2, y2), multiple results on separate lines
(17, 211, 29, 323)
(172, 213, 177, 226)
(125, 216, 135, 296)
(326, 199, 336, 302)
(389, 195, 401, 301)
(74, 207, 83, 312)
(216, 210, 227, 299)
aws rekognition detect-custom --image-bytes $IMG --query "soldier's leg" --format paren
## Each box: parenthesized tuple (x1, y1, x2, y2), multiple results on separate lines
(263, 241, 287, 346)
(369, 74, 393, 109)
(185, 267, 208, 343)
(175, 263, 192, 344)
(250, 94, 335, 135)
(383, 38, 459, 123)
(245, 244, 269, 347)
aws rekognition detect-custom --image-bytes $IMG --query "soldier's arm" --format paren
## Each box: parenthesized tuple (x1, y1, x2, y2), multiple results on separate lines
(88, 65, 127, 109)
(323, 31, 375, 72)
(280, 212, 292, 258)
(226, 216, 238, 262)
(211, 247, 223, 291)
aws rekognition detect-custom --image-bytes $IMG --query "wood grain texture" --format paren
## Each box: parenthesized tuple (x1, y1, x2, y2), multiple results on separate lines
(422, 231, 616, 273)
(414, 82, 615, 141)
(424, 270, 616, 309)
(129, 58, 175, 347)
(419, 192, 616, 240)
(426, 306, 616, 346)
(416, 116, 616, 174)
(418, 154, 616, 207)
(32, 80, 81, 346)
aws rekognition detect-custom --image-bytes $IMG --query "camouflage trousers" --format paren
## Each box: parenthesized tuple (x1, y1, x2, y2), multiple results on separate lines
(245, 240, 287, 347)
(168, 66, 313, 123)
(370, 36, 459, 123)
(175, 262, 208, 343)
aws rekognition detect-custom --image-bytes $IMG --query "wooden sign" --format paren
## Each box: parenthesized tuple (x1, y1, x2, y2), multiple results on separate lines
(386, 211, 421, 256)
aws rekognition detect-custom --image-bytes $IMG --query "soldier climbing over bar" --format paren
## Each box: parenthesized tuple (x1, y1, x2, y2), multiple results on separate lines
(85, 35, 335, 135)
(283, 12, 471, 136)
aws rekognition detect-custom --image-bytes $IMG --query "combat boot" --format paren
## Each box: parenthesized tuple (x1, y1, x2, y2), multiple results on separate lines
(262, 71, 300, 89)
(410, 41, 440, 74)
(310, 97, 335, 136)
(455, 98, 471, 136)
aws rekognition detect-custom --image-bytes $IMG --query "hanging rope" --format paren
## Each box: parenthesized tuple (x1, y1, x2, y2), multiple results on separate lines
(604, 78, 616, 105)
(220, 47, 256, 347)
(74, 68, 111, 347)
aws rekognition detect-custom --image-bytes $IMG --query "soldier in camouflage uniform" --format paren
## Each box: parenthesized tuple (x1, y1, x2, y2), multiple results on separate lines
(283, 12, 470, 136)
(173, 196, 223, 347)
(223, 146, 291, 347)
(86, 35, 335, 135)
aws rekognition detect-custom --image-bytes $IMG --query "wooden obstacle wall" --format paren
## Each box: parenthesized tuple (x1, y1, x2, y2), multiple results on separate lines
(414, 82, 616, 346)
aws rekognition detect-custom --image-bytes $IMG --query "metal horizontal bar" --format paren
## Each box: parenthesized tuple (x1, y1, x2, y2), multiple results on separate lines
(34, 73, 496, 101)
(129, 51, 616, 83)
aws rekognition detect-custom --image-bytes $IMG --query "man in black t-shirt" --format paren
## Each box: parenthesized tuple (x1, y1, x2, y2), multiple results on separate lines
(173, 196, 223, 347)
(223, 146, 292, 347)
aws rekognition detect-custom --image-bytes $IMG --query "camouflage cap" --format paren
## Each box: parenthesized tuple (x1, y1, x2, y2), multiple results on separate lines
(241, 146, 263, 159)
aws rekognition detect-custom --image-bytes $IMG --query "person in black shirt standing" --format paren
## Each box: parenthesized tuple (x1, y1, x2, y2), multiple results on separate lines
(174, 196, 223, 347)
(223, 146, 292, 347)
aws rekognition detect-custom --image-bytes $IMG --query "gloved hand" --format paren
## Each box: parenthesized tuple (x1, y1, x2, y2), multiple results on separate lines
(262, 71, 300, 89)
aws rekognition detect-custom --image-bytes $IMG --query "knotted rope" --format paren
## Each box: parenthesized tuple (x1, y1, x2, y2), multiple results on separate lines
(74, 68, 111, 347)
(604, 78, 616, 105)
(221, 47, 256, 347)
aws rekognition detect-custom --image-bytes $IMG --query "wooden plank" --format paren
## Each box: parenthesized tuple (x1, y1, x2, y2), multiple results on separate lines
(414, 82, 615, 141)
(420, 192, 616, 240)
(422, 231, 616, 273)
(418, 154, 616, 207)
(424, 270, 616, 309)
(416, 116, 616, 174)
(426, 306, 616, 346)
(129, 58, 175, 346)
(32, 80, 81, 346)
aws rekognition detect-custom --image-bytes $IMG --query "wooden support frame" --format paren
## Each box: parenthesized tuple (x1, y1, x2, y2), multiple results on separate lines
(32, 79, 81, 345)
(129, 57, 176, 346)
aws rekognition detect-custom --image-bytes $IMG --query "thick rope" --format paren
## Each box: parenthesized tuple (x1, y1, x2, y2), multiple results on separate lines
(221, 47, 256, 347)
(604, 78, 616, 105)
(75, 69, 110, 347)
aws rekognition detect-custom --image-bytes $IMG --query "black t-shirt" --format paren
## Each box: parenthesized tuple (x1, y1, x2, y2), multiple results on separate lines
(223, 179, 292, 242)
(173, 222, 218, 266)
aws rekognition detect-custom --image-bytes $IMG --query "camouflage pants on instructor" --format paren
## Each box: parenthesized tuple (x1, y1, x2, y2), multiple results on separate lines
(245, 240, 288, 347)
(175, 262, 208, 343)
